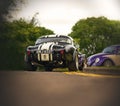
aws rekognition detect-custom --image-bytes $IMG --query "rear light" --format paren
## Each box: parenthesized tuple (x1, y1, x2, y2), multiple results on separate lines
(60, 50, 64, 55)
(27, 50, 31, 55)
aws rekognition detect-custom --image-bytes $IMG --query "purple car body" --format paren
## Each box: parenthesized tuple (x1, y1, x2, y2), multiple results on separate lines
(87, 45, 120, 67)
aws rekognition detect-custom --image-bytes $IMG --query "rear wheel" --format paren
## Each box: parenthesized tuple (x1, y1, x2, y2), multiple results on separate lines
(24, 62, 37, 71)
(24, 54, 37, 71)
(68, 52, 79, 71)
(103, 59, 114, 67)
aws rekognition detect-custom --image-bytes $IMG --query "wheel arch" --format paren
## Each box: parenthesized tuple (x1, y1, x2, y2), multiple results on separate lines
(102, 58, 115, 66)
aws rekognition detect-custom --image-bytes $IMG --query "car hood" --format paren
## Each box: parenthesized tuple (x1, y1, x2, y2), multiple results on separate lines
(88, 53, 109, 61)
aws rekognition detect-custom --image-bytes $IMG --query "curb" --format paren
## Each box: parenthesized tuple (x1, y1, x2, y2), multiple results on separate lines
(83, 67, 120, 75)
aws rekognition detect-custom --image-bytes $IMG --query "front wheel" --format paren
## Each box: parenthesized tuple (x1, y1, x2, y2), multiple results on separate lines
(79, 62, 84, 71)
(103, 59, 114, 67)
(68, 52, 79, 71)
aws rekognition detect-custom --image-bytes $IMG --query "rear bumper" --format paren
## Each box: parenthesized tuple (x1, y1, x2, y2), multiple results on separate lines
(27, 52, 66, 67)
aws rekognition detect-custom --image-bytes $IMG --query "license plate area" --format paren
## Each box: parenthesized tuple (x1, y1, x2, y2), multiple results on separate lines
(41, 54, 49, 61)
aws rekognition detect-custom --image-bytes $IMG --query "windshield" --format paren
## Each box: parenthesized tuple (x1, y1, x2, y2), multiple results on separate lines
(35, 37, 72, 45)
(102, 46, 116, 54)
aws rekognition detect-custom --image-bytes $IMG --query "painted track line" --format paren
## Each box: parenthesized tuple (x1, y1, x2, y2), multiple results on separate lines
(64, 72, 120, 78)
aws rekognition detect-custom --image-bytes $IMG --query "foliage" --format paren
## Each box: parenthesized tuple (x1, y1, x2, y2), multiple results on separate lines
(0, 18, 54, 70)
(69, 16, 120, 56)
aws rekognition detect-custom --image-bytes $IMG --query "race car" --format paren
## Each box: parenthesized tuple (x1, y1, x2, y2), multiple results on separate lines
(24, 34, 85, 71)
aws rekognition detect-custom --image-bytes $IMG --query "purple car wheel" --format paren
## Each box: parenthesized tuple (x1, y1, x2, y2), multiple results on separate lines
(103, 60, 113, 67)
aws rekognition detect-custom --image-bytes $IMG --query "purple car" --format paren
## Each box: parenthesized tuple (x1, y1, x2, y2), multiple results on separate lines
(87, 45, 120, 67)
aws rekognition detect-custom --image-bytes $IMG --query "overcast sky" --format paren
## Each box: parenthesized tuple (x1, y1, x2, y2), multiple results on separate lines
(15, 0, 120, 35)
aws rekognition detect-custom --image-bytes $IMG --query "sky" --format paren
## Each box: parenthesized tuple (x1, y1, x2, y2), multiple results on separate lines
(15, 0, 120, 35)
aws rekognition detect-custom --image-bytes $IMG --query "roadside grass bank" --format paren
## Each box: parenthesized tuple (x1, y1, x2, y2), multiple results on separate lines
(83, 66, 120, 75)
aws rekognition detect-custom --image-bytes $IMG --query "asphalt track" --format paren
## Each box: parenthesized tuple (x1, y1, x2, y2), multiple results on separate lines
(0, 71, 120, 106)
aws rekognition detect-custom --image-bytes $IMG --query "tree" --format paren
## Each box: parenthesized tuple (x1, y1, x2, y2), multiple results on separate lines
(69, 16, 120, 56)
(0, 18, 54, 70)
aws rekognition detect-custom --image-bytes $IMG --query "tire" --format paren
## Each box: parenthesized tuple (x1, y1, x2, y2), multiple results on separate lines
(24, 54, 37, 71)
(44, 66, 53, 72)
(103, 59, 114, 67)
(79, 62, 84, 71)
(24, 62, 37, 71)
(68, 52, 79, 71)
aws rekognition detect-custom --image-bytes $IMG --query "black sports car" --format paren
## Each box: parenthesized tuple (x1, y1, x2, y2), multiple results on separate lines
(24, 35, 84, 71)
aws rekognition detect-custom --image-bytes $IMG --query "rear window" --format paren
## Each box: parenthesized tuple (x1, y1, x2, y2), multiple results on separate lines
(35, 37, 72, 45)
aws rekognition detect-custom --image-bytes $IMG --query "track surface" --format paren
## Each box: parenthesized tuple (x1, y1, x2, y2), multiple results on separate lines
(0, 71, 120, 106)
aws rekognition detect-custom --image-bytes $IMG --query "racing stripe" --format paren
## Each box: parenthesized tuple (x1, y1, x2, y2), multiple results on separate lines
(38, 42, 54, 61)
(38, 44, 42, 61)
(49, 43, 53, 61)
